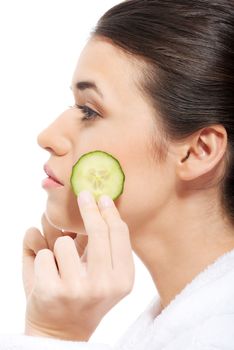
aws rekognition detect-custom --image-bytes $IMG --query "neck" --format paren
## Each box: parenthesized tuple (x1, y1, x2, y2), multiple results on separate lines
(131, 191, 234, 309)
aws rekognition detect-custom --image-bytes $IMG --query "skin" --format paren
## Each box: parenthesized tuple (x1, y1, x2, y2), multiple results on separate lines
(24, 36, 234, 339)
(23, 193, 134, 341)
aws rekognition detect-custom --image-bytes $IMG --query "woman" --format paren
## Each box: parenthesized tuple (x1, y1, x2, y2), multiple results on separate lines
(1, 0, 234, 348)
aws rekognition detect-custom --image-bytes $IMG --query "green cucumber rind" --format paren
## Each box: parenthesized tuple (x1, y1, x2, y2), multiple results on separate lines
(70, 150, 125, 200)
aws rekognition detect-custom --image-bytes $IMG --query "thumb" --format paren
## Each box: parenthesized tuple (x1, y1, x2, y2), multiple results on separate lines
(22, 227, 48, 298)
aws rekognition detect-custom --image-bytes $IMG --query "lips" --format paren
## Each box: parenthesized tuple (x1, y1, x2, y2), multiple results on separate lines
(43, 164, 64, 185)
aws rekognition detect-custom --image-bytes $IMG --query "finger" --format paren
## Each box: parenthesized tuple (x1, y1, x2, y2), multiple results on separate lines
(53, 236, 82, 283)
(22, 227, 48, 297)
(41, 213, 77, 250)
(80, 244, 88, 263)
(98, 195, 134, 277)
(34, 248, 60, 290)
(23, 227, 48, 256)
(77, 191, 112, 273)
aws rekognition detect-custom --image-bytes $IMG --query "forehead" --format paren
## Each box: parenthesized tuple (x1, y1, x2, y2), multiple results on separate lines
(72, 37, 141, 101)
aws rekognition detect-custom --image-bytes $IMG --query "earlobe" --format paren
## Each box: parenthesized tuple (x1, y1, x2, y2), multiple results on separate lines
(176, 125, 228, 182)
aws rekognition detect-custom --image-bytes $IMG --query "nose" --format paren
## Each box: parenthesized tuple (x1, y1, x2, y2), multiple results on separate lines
(37, 118, 71, 156)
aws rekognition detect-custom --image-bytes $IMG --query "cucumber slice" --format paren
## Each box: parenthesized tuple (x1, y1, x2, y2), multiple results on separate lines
(70, 150, 125, 201)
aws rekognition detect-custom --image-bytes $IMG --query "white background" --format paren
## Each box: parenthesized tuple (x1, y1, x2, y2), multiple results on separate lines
(0, 1, 157, 346)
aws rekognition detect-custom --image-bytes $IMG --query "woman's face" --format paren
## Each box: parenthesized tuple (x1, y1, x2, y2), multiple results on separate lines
(37, 37, 175, 237)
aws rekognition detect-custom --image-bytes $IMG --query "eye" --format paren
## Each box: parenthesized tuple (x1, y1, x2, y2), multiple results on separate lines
(74, 104, 100, 121)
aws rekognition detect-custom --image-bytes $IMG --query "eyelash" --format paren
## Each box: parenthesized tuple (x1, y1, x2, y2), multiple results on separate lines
(74, 104, 100, 121)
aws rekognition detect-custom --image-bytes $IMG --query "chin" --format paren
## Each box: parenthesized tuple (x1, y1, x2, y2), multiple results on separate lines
(45, 198, 87, 234)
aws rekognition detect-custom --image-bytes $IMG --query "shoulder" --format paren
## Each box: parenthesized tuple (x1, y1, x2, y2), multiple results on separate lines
(162, 313, 234, 350)
(193, 313, 234, 347)
(165, 313, 234, 350)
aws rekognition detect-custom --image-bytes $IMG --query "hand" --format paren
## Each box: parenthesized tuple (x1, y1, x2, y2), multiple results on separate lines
(22, 191, 135, 341)
(22, 213, 88, 300)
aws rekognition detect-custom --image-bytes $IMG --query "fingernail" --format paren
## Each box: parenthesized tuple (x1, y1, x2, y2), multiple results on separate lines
(78, 190, 95, 206)
(98, 195, 114, 208)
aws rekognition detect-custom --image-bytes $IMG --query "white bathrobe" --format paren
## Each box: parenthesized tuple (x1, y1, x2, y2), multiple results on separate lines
(1, 248, 234, 350)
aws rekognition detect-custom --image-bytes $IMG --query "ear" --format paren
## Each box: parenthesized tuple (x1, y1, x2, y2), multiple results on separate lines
(175, 125, 228, 181)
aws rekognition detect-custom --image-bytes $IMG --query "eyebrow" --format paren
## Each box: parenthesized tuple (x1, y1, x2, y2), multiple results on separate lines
(71, 81, 104, 99)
